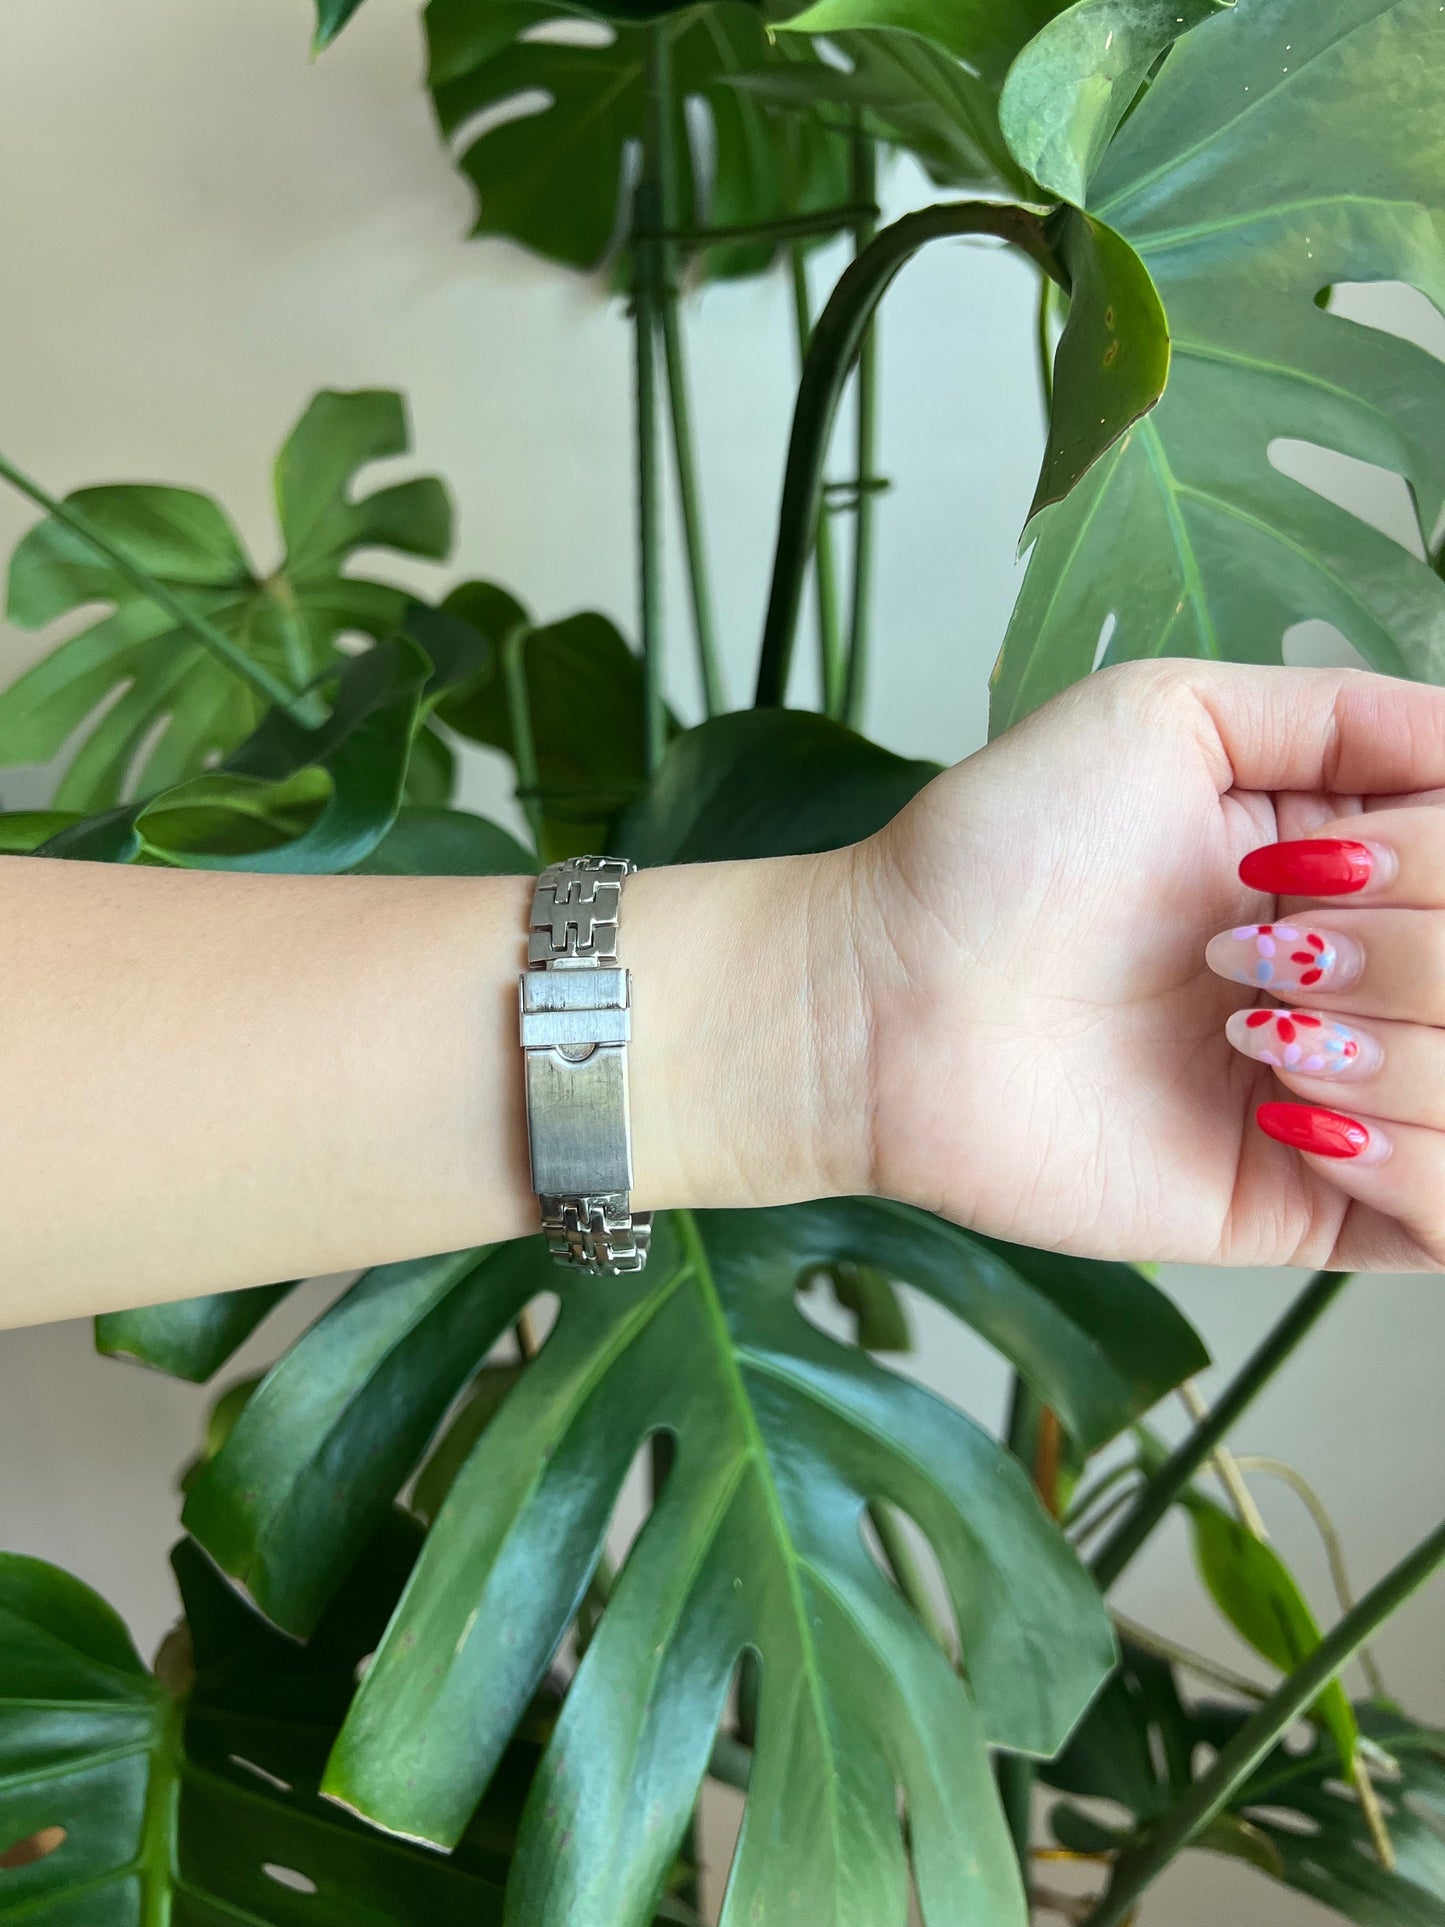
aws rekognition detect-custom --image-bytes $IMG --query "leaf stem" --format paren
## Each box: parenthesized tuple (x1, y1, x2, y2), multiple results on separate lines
(1080, 1512, 1445, 1927)
(841, 126, 878, 731)
(789, 246, 845, 714)
(501, 627, 546, 855)
(1090, 1272, 1352, 1592)
(0, 449, 304, 718)
(1035, 271, 1056, 415)
(639, 203, 879, 250)
(659, 287, 723, 720)
(632, 28, 670, 775)
(753, 200, 1063, 707)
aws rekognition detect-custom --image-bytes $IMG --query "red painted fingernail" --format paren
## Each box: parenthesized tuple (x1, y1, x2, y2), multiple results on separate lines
(1238, 838, 1374, 895)
(1256, 1101, 1371, 1158)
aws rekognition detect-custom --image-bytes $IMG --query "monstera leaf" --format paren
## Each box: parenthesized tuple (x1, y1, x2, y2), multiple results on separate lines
(0, 1528, 528, 1924)
(1047, 1646, 1445, 1925)
(0, 392, 451, 811)
(425, 0, 850, 279)
(177, 1199, 1205, 1925)
(999, 0, 1233, 206)
(992, 0, 1445, 730)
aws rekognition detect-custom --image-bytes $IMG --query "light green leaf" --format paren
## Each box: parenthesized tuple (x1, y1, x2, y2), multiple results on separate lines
(1185, 1492, 1358, 1772)
(992, 0, 1445, 731)
(1000, 0, 1232, 206)
(426, 0, 850, 280)
(0, 391, 450, 810)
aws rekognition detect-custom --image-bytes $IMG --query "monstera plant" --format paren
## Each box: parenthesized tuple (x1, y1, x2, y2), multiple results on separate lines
(2, 0, 1444, 1922)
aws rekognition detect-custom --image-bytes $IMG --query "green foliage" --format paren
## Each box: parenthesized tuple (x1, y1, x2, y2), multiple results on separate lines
(999, 0, 1233, 205)
(992, 0, 1445, 728)
(426, 0, 850, 278)
(1183, 1490, 1357, 1772)
(0, 392, 450, 809)
(96, 1282, 298, 1383)
(1047, 1647, 1445, 1925)
(0, 1529, 525, 1921)
(167, 1200, 1202, 1923)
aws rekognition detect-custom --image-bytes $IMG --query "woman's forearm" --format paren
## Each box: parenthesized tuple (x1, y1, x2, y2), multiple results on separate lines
(0, 853, 870, 1328)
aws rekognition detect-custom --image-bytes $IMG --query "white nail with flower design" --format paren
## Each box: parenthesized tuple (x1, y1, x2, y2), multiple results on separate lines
(1205, 921, 1362, 995)
(1225, 1007, 1380, 1079)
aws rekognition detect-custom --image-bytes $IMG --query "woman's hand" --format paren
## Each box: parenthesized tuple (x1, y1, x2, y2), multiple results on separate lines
(848, 658, 1445, 1271)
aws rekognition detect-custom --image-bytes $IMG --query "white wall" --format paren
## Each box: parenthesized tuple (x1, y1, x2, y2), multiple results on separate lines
(0, 4, 1440, 1923)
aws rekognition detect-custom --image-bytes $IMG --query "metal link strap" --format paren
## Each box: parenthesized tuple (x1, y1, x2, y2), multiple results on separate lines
(524, 857, 651, 1277)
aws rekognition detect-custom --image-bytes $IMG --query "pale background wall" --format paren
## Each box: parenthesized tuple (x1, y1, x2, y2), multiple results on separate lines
(0, 2, 1440, 1921)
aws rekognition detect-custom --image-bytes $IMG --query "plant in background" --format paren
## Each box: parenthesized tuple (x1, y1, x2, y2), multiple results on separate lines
(0, 0, 1443, 1922)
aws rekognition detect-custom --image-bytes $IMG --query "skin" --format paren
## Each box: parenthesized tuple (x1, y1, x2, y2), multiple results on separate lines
(4, 657, 1445, 1329)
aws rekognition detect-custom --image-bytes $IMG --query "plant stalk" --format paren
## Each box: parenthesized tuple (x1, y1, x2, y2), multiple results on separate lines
(1035, 272, 1057, 416)
(1090, 1272, 1352, 1591)
(1081, 1512, 1445, 1927)
(501, 626, 546, 854)
(648, 24, 722, 720)
(753, 201, 1063, 708)
(841, 127, 878, 731)
(789, 246, 845, 714)
(0, 449, 304, 718)
(632, 27, 671, 775)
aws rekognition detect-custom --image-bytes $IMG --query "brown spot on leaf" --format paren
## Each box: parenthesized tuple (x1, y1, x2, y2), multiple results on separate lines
(1, 1827, 66, 1870)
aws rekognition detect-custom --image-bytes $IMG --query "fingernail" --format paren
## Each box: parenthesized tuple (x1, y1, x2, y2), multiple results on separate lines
(1205, 922, 1361, 993)
(1256, 1101, 1390, 1163)
(1239, 838, 1384, 896)
(1226, 1007, 1380, 1079)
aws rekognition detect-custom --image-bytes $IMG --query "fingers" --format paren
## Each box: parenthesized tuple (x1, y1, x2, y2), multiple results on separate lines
(1237, 807, 1445, 908)
(1174, 661, 1445, 798)
(1205, 909, 1445, 1024)
(1254, 1103, 1445, 1255)
(1226, 1007, 1445, 1129)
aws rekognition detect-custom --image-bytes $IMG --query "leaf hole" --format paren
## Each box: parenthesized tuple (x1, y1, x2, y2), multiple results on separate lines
(447, 88, 554, 160)
(262, 1864, 318, 1895)
(229, 1754, 292, 1793)
(1242, 1804, 1320, 1837)
(860, 1500, 961, 1666)
(1268, 438, 1428, 559)
(0, 1827, 66, 1871)
(1091, 612, 1117, 672)
(517, 16, 615, 46)
(1281, 618, 1369, 672)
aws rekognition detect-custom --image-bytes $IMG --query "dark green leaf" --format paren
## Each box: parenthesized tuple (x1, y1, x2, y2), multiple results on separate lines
(426, 0, 850, 280)
(95, 1282, 298, 1383)
(0, 810, 76, 852)
(0, 391, 450, 809)
(1184, 1491, 1357, 1771)
(618, 708, 938, 863)
(437, 594, 655, 859)
(183, 1244, 550, 1636)
(992, 0, 1445, 730)
(1048, 1648, 1445, 1925)
(1028, 208, 1171, 519)
(1000, 0, 1232, 206)
(322, 1207, 1115, 1924)
(350, 806, 535, 875)
(412, 1366, 524, 1525)
(0, 1538, 519, 1922)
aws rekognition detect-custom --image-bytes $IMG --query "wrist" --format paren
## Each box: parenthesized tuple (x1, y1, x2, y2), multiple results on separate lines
(626, 849, 875, 1214)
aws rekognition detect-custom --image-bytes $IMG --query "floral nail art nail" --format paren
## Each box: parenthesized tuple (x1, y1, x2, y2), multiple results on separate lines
(1205, 922, 1359, 994)
(1226, 1007, 1378, 1078)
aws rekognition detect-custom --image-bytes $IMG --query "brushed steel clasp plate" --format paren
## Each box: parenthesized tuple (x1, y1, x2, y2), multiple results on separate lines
(520, 967, 634, 1196)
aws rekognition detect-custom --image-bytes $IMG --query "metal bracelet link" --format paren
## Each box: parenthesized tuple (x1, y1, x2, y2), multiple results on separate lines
(521, 857, 651, 1276)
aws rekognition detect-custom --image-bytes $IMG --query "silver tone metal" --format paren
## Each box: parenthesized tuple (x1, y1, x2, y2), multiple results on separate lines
(522, 856, 651, 1276)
